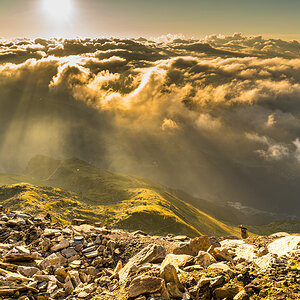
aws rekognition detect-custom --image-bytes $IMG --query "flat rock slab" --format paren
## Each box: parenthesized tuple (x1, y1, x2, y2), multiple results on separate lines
(268, 236, 300, 257)
(161, 254, 194, 269)
(3, 253, 39, 262)
(128, 276, 163, 298)
(51, 240, 70, 252)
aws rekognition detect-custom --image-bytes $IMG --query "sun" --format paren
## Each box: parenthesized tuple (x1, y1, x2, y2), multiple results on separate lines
(41, 0, 73, 22)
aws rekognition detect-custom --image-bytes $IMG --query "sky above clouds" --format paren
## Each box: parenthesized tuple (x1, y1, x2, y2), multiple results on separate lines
(0, 0, 299, 40)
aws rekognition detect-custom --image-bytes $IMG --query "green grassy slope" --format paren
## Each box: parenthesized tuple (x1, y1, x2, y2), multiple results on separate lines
(0, 155, 241, 237)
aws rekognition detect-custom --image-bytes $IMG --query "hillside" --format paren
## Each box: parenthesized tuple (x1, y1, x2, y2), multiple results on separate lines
(0, 155, 243, 237)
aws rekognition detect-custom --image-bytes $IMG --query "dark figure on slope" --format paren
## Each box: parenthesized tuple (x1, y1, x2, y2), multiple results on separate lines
(239, 225, 248, 239)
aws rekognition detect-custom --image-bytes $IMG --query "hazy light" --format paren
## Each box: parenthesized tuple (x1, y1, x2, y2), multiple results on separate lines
(41, 0, 73, 22)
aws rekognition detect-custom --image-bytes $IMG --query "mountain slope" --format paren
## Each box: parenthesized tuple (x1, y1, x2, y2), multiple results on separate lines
(0, 155, 241, 237)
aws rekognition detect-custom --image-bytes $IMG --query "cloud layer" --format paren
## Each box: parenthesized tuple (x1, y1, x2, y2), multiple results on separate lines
(1, 34, 300, 218)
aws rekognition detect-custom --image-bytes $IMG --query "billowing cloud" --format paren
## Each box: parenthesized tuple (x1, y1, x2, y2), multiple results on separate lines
(0, 34, 300, 219)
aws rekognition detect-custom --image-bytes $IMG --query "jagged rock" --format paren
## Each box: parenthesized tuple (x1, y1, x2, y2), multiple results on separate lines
(173, 236, 212, 256)
(128, 275, 163, 298)
(119, 244, 166, 285)
(54, 267, 68, 281)
(17, 266, 39, 277)
(68, 270, 81, 288)
(160, 263, 184, 292)
(167, 282, 183, 298)
(38, 253, 61, 269)
(195, 251, 217, 267)
(5, 271, 31, 282)
(64, 276, 74, 295)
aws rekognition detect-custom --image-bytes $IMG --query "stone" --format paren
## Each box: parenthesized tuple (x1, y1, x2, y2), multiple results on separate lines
(173, 235, 189, 241)
(70, 260, 82, 269)
(5, 271, 31, 282)
(233, 290, 250, 300)
(173, 236, 212, 256)
(54, 267, 68, 281)
(220, 240, 258, 262)
(267, 235, 300, 257)
(72, 219, 87, 225)
(61, 247, 77, 258)
(183, 265, 204, 272)
(167, 282, 183, 298)
(17, 266, 39, 277)
(50, 240, 70, 252)
(84, 250, 98, 258)
(209, 246, 233, 261)
(38, 253, 61, 269)
(161, 254, 194, 269)
(82, 245, 96, 253)
(3, 252, 39, 262)
(197, 278, 211, 288)
(208, 262, 234, 277)
(257, 247, 268, 257)
(210, 275, 226, 289)
(128, 276, 163, 298)
(160, 263, 184, 292)
(44, 229, 60, 237)
(78, 291, 90, 298)
(132, 230, 148, 236)
(68, 270, 81, 288)
(270, 232, 290, 238)
(33, 274, 56, 282)
(214, 284, 241, 299)
(195, 251, 216, 267)
(64, 276, 74, 295)
(41, 238, 51, 252)
(119, 244, 166, 285)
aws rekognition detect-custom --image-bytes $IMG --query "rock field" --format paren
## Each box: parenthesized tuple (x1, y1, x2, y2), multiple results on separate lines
(0, 209, 299, 299)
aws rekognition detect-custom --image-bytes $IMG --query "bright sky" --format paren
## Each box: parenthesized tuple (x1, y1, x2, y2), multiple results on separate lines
(0, 0, 299, 40)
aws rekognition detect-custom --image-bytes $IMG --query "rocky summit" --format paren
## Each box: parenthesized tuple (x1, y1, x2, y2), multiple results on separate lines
(0, 209, 299, 300)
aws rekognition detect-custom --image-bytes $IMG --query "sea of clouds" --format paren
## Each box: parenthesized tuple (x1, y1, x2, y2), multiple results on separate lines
(0, 33, 300, 217)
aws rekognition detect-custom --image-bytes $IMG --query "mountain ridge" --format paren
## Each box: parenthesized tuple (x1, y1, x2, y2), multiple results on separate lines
(0, 155, 299, 236)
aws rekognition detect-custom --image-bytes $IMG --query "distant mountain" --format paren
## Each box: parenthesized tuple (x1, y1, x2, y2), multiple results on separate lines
(0, 155, 241, 237)
(0, 155, 298, 236)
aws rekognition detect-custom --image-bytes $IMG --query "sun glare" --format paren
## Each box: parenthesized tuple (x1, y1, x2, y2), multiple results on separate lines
(41, 0, 73, 22)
